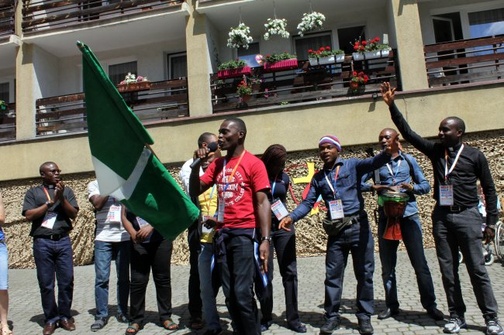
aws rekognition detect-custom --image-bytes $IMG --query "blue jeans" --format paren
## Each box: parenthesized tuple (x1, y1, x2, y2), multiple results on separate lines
(378, 210, 437, 311)
(198, 243, 221, 331)
(0, 240, 7, 290)
(33, 236, 74, 323)
(432, 206, 498, 321)
(220, 235, 259, 335)
(325, 215, 374, 321)
(94, 240, 131, 319)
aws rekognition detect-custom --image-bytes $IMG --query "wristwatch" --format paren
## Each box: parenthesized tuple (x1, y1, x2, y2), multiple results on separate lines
(45, 201, 51, 208)
(261, 236, 272, 243)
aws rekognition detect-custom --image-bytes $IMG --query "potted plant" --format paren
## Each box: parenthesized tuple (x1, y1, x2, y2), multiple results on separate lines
(261, 52, 298, 72)
(227, 22, 253, 49)
(349, 71, 369, 94)
(236, 80, 253, 109)
(352, 36, 391, 60)
(249, 76, 263, 92)
(117, 73, 151, 92)
(308, 46, 345, 66)
(217, 59, 251, 79)
(264, 18, 290, 40)
(297, 11, 325, 36)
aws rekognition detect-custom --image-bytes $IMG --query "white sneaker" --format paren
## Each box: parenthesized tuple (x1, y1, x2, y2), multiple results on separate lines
(444, 318, 467, 334)
(486, 320, 504, 335)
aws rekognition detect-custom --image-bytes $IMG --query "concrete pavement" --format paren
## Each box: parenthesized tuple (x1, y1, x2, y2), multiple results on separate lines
(7, 248, 504, 334)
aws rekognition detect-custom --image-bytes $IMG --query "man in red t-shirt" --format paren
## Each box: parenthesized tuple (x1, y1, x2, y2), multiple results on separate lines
(190, 118, 271, 335)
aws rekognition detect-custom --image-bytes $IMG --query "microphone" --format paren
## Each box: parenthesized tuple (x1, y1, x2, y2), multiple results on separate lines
(190, 142, 218, 169)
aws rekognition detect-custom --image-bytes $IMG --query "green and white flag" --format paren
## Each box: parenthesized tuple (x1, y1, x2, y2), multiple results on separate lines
(78, 41, 199, 240)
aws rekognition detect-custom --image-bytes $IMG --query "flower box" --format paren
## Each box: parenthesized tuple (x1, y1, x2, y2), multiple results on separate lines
(308, 58, 318, 66)
(217, 66, 252, 79)
(318, 55, 335, 65)
(263, 59, 298, 72)
(117, 81, 152, 92)
(352, 49, 391, 61)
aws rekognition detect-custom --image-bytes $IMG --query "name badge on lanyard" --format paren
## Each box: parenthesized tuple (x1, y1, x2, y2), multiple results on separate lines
(440, 145, 464, 207)
(324, 165, 344, 220)
(328, 199, 344, 220)
(271, 199, 289, 220)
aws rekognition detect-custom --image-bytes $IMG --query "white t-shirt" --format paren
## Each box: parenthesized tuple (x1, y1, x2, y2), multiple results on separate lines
(179, 158, 204, 195)
(88, 180, 130, 242)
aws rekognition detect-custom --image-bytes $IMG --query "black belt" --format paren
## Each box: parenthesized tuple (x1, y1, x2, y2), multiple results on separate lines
(441, 205, 469, 213)
(34, 233, 67, 241)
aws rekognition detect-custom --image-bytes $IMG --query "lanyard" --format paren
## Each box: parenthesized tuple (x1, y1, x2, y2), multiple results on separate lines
(324, 165, 341, 198)
(42, 186, 53, 202)
(385, 159, 402, 186)
(222, 150, 246, 193)
(444, 144, 464, 181)
(271, 173, 280, 197)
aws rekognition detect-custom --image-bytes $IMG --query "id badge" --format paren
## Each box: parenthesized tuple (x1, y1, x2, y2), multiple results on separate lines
(105, 205, 121, 223)
(439, 184, 454, 206)
(217, 198, 225, 223)
(271, 199, 289, 220)
(41, 212, 57, 230)
(328, 199, 344, 220)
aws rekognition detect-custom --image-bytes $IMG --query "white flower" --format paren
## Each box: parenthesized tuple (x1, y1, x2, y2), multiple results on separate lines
(297, 11, 326, 36)
(263, 18, 290, 40)
(227, 23, 254, 49)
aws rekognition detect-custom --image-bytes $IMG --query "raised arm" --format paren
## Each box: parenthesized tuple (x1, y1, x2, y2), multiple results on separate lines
(381, 82, 435, 156)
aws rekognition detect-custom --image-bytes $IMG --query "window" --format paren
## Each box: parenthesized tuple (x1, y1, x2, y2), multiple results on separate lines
(338, 26, 366, 55)
(167, 53, 187, 79)
(109, 61, 137, 85)
(0, 82, 9, 103)
(469, 8, 504, 38)
(294, 33, 332, 60)
(237, 42, 261, 67)
(469, 8, 504, 55)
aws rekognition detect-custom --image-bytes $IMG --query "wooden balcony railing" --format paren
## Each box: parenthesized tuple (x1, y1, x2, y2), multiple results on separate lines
(210, 51, 398, 113)
(424, 35, 504, 87)
(0, 103, 16, 142)
(35, 78, 189, 136)
(22, 0, 185, 34)
(0, 0, 15, 42)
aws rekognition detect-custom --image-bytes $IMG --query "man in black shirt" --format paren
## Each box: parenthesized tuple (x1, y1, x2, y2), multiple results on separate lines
(380, 82, 502, 335)
(22, 162, 79, 335)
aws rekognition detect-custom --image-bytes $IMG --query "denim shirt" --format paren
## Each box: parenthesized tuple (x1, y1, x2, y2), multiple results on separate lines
(289, 151, 391, 222)
(361, 152, 430, 217)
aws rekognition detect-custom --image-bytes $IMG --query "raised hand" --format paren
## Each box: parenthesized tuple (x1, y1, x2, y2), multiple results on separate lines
(380, 82, 396, 106)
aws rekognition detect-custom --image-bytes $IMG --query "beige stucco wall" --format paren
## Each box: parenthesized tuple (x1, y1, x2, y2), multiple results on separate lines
(1, 83, 502, 181)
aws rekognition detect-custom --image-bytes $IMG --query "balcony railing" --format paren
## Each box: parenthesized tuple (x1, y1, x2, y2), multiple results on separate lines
(22, 0, 184, 34)
(35, 79, 188, 137)
(0, 103, 16, 142)
(0, 0, 15, 42)
(425, 35, 504, 87)
(210, 51, 398, 113)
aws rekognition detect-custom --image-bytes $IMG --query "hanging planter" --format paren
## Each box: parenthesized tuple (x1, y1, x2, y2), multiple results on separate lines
(227, 22, 253, 49)
(263, 18, 290, 40)
(297, 11, 326, 36)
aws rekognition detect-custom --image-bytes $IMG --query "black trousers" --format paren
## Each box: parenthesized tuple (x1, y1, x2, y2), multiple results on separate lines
(188, 220, 202, 320)
(129, 238, 173, 325)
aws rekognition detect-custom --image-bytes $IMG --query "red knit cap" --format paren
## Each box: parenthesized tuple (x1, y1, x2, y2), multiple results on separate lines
(318, 135, 342, 152)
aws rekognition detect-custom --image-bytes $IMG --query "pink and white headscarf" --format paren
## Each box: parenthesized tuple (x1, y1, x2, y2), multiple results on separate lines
(318, 135, 342, 152)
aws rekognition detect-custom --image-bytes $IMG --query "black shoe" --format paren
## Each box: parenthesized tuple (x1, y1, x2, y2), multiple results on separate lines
(116, 313, 129, 323)
(320, 317, 340, 334)
(203, 329, 223, 335)
(288, 322, 307, 333)
(427, 308, 445, 321)
(358, 318, 374, 335)
(377, 308, 399, 320)
(260, 320, 272, 332)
